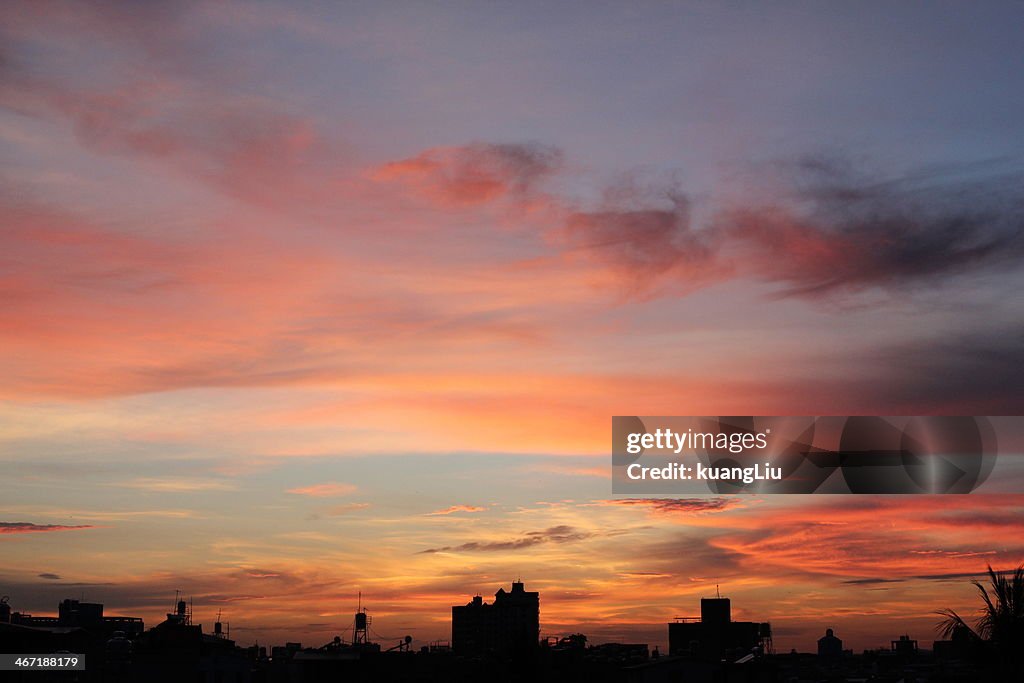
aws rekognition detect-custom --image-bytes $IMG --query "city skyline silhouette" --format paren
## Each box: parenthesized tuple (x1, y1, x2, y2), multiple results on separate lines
(4, 572, 1020, 681)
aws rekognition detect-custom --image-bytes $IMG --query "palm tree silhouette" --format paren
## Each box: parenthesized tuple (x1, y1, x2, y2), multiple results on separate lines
(936, 564, 1024, 676)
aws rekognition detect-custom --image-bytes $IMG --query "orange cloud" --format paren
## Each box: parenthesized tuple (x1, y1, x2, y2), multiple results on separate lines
(286, 482, 357, 498)
(705, 496, 1024, 582)
(427, 505, 486, 516)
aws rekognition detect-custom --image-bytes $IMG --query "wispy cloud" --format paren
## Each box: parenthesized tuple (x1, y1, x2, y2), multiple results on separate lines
(427, 505, 486, 516)
(304, 502, 372, 520)
(876, 323, 1024, 414)
(419, 524, 591, 553)
(532, 463, 611, 479)
(286, 483, 357, 498)
(373, 142, 561, 207)
(600, 498, 744, 514)
(116, 478, 236, 493)
(0, 522, 95, 535)
(561, 189, 722, 295)
(715, 159, 1024, 297)
(239, 568, 286, 580)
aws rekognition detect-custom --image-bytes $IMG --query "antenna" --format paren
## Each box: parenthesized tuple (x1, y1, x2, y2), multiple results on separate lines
(716, 584, 721, 599)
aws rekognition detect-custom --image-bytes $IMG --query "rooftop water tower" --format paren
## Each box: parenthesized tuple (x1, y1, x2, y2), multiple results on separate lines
(353, 592, 371, 645)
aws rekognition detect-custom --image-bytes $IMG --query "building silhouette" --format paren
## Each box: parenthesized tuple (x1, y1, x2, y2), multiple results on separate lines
(891, 634, 918, 655)
(7, 598, 143, 638)
(668, 596, 771, 660)
(452, 581, 539, 658)
(817, 628, 842, 657)
(131, 600, 249, 683)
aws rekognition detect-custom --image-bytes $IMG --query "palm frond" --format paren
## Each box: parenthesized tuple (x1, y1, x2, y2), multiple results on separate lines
(951, 564, 1024, 644)
(935, 608, 978, 641)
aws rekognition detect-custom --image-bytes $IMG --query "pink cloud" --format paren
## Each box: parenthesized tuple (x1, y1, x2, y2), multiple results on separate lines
(372, 142, 561, 207)
(286, 483, 357, 498)
(427, 505, 487, 516)
(0, 8, 348, 213)
(241, 569, 284, 579)
(708, 496, 1024, 581)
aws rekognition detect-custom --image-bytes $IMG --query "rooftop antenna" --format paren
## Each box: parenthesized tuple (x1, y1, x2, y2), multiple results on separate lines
(716, 584, 721, 599)
(169, 589, 191, 625)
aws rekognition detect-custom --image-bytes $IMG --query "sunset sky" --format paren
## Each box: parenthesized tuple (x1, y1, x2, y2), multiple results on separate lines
(2, 1, 1024, 654)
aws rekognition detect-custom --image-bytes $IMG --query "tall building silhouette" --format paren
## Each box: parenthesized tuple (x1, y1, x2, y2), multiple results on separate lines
(818, 627, 843, 657)
(452, 581, 539, 658)
(668, 596, 771, 659)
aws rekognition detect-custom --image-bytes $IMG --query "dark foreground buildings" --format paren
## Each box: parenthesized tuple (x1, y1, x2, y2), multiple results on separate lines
(1, 590, 1014, 681)
(668, 596, 772, 660)
(452, 580, 540, 658)
(0, 596, 247, 683)
(5, 598, 143, 639)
